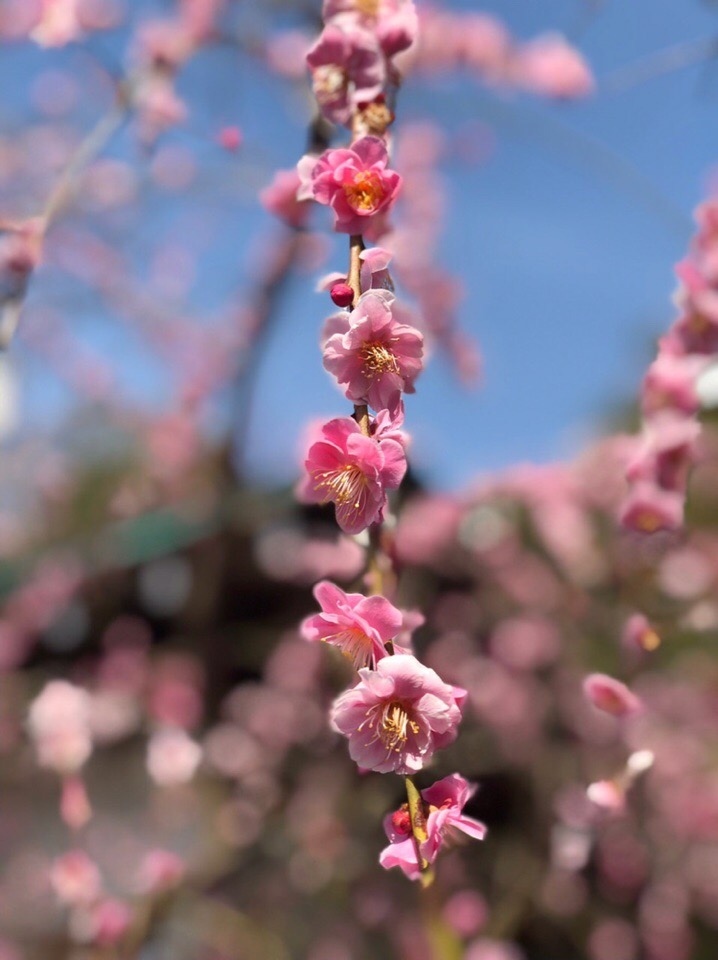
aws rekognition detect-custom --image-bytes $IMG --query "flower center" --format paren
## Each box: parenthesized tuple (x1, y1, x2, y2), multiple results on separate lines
(634, 509, 663, 533)
(343, 170, 386, 214)
(359, 341, 399, 378)
(357, 0, 381, 16)
(316, 463, 368, 509)
(328, 627, 374, 669)
(378, 700, 419, 752)
(313, 64, 347, 102)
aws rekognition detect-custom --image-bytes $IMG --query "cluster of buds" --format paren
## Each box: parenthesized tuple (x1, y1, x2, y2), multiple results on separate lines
(306, 0, 417, 134)
(292, 0, 485, 884)
(621, 198, 718, 534)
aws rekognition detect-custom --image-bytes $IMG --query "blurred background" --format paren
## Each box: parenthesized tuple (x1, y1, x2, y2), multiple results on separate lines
(2, 1, 718, 958)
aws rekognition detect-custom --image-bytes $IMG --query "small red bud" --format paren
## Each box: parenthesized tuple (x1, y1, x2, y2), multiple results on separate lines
(391, 806, 412, 836)
(330, 281, 354, 308)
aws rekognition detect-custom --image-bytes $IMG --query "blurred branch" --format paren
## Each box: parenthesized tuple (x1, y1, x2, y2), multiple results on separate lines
(602, 35, 718, 94)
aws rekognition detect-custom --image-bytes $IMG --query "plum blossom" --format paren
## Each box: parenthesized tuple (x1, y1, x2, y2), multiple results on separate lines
(330, 654, 465, 774)
(301, 579, 402, 668)
(31, 0, 83, 47)
(298, 136, 401, 234)
(321, 290, 424, 410)
(379, 773, 486, 879)
(324, 0, 419, 57)
(512, 33, 594, 99)
(306, 23, 385, 126)
(260, 168, 312, 229)
(301, 415, 406, 534)
(619, 480, 684, 534)
(146, 727, 202, 786)
(50, 850, 102, 906)
(27, 680, 93, 774)
(583, 673, 642, 718)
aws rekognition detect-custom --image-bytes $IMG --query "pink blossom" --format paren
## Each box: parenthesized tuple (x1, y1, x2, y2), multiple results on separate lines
(301, 415, 406, 534)
(586, 779, 626, 814)
(60, 774, 92, 830)
(642, 351, 705, 417)
(27, 680, 93, 774)
(513, 33, 594, 99)
(306, 24, 385, 126)
(260, 169, 311, 229)
(301, 579, 402, 668)
(330, 654, 465, 774)
(298, 136, 401, 234)
(379, 773, 486, 879)
(625, 414, 700, 492)
(619, 480, 684, 533)
(371, 400, 409, 447)
(31, 0, 83, 47)
(322, 290, 424, 410)
(324, 0, 419, 57)
(146, 727, 202, 786)
(622, 613, 661, 653)
(136, 849, 185, 894)
(360, 245, 394, 290)
(583, 673, 642, 717)
(50, 850, 102, 906)
(86, 898, 132, 947)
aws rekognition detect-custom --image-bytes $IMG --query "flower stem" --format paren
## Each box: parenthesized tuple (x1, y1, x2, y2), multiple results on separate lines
(404, 775, 435, 888)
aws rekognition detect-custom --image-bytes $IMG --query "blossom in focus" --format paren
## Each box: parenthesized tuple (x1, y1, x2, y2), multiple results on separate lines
(379, 773, 487, 880)
(301, 415, 406, 534)
(330, 654, 465, 774)
(306, 23, 385, 126)
(322, 290, 424, 410)
(298, 136, 401, 234)
(300, 579, 403, 668)
(583, 673, 642, 718)
(27, 680, 93, 774)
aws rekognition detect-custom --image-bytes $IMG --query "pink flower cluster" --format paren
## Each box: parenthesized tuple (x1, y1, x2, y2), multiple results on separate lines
(307, 0, 417, 127)
(380, 774, 487, 879)
(411, 9, 593, 100)
(293, 0, 483, 886)
(621, 198, 718, 534)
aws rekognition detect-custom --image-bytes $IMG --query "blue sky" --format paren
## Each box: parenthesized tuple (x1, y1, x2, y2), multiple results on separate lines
(4, 0, 718, 494)
(246, 0, 718, 491)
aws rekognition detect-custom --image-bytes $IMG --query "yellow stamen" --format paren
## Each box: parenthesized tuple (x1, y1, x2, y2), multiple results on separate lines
(343, 170, 386, 213)
(328, 627, 374, 669)
(357, 0, 381, 16)
(378, 701, 420, 753)
(360, 341, 400, 378)
(316, 463, 367, 509)
(635, 510, 663, 533)
(641, 628, 661, 651)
